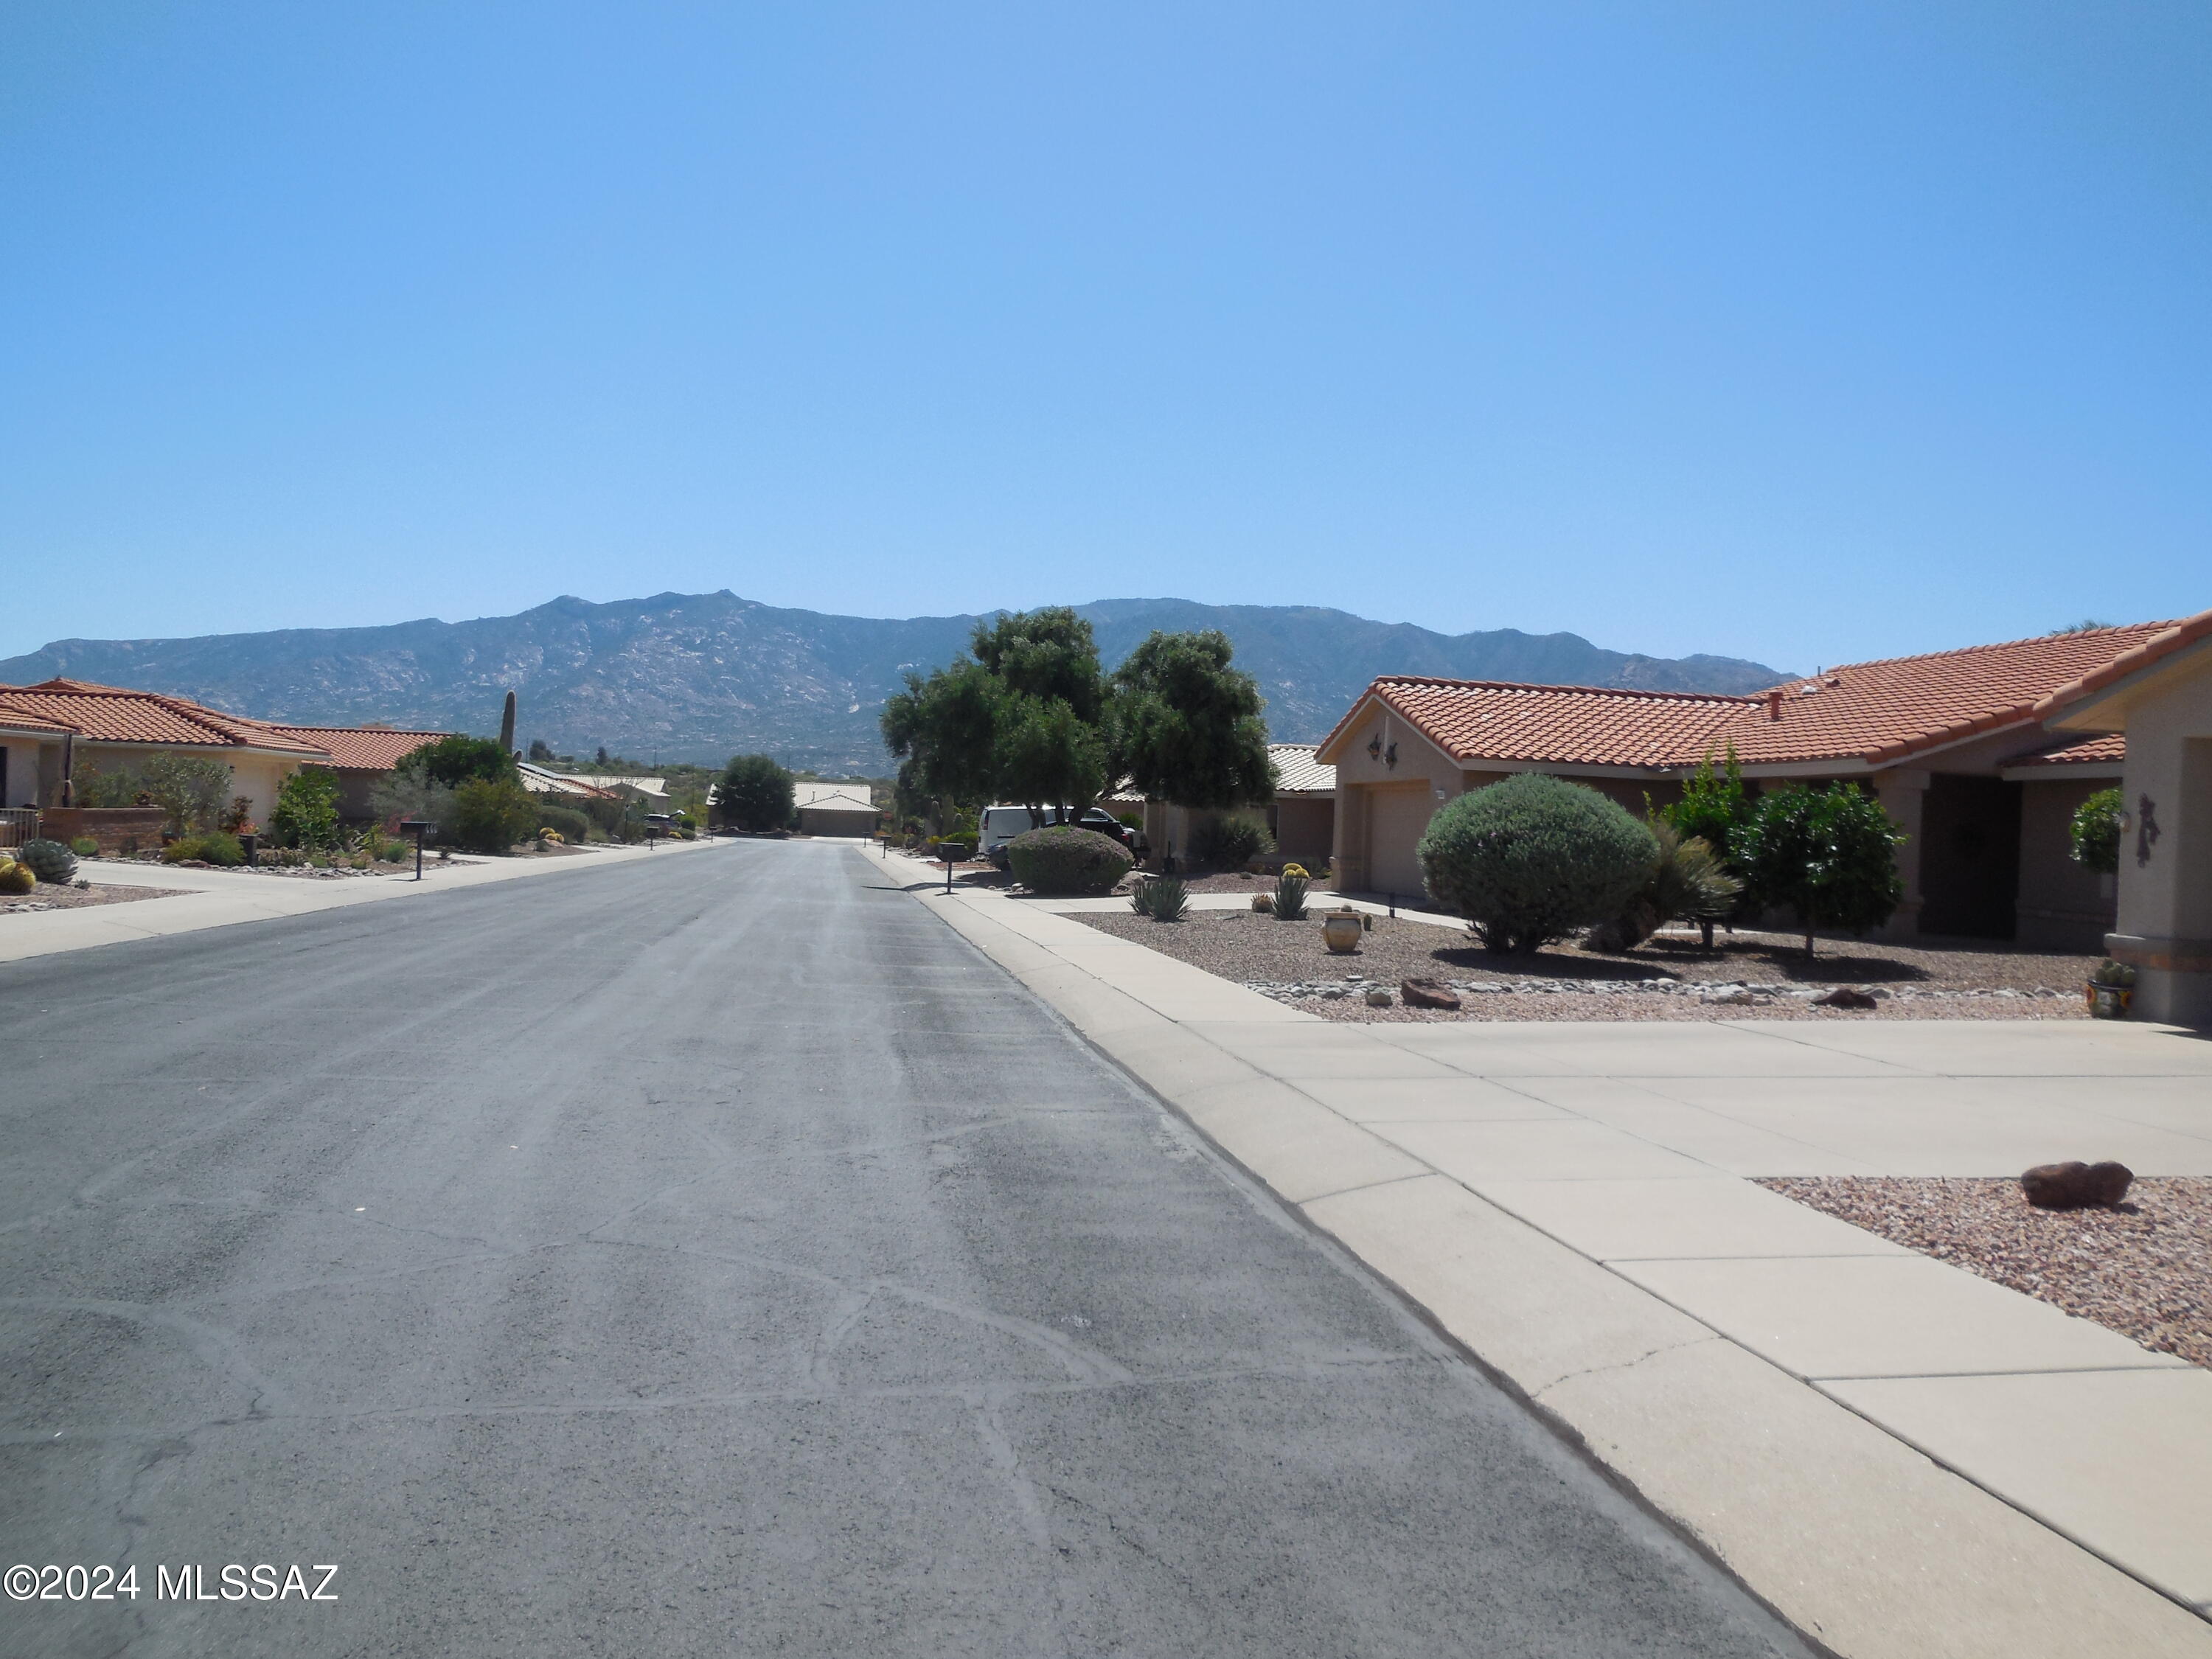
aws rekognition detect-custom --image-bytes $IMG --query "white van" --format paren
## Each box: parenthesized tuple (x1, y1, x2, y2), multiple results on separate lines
(977, 804, 1069, 866)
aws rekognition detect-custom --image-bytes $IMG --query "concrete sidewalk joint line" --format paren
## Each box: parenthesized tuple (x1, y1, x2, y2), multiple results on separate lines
(911, 868, 2212, 1657)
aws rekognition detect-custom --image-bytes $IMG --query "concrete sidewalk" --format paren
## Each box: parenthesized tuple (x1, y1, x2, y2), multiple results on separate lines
(0, 835, 723, 964)
(911, 865, 2212, 1658)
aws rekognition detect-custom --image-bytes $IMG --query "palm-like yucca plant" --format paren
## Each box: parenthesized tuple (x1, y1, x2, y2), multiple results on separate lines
(1648, 818, 1741, 947)
(1273, 869, 1310, 921)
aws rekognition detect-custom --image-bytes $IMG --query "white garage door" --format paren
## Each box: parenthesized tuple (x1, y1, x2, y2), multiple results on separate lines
(1369, 783, 1439, 900)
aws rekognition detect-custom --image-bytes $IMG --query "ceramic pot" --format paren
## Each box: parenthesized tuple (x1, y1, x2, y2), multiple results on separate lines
(1323, 911, 1363, 954)
(2085, 982, 2132, 1020)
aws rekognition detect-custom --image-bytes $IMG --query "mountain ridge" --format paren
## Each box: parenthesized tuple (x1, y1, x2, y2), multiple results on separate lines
(0, 592, 1791, 773)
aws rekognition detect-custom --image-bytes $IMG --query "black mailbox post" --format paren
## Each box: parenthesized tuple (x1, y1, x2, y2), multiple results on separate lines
(398, 819, 434, 881)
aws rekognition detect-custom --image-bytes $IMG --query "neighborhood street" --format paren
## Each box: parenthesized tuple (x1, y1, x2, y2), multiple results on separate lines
(1, 841, 1805, 1658)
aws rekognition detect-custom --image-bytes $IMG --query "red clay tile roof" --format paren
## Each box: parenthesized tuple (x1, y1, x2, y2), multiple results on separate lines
(0, 679, 335, 758)
(2006, 732, 2126, 768)
(1319, 620, 2188, 776)
(1323, 678, 1752, 769)
(1706, 622, 2180, 766)
(260, 725, 451, 771)
(2030, 607, 2212, 723)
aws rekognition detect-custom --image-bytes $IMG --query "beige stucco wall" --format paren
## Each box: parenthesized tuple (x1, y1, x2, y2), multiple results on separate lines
(0, 737, 41, 809)
(1270, 798, 1335, 868)
(2014, 775, 2121, 951)
(1325, 704, 1464, 894)
(2107, 659, 2212, 1023)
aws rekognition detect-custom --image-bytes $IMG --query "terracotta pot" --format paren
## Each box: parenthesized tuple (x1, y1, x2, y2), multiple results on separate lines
(1323, 911, 1363, 954)
(2085, 982, 2132, 1020)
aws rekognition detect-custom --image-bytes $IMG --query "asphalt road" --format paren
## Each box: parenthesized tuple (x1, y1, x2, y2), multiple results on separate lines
(0, 841, 1809, 1658)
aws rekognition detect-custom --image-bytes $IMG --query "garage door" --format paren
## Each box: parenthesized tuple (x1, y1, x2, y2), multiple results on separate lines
(1369, 783, 1439, 900)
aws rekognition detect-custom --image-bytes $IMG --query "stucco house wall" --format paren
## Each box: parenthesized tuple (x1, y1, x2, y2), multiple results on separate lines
(2012, 775, 2121, 951)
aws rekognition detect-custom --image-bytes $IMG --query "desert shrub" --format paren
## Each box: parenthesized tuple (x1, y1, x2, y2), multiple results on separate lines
(1416, 773, 1658, 954)
(1273, 869, 1310, 921)
(450, 776, 540, 853)
(69, 836, 99, 858)
(1007, 825, 1133, 896)
(2068, 787, 2123, 876)
(1587, 818, 1743, 950)
(1736, 783, 1905, 956)
(16, 838, 77, 885)
(77, 753, 232, 832)
(535, 803, 592, 844)
(270, 766, 341, 849)
(0, 858, 34, 895)
(370, 771, 459, 838)
(164, 832, 246, 866)
(1189, 814, 1271, 871)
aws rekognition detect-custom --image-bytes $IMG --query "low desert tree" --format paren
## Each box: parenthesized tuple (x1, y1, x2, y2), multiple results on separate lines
(1417, 774, 1658, 954)
(2068, 787, 2123, 876)
(449, 776, 540, 853)
(269, 766, 341, 849)
(403, 734, 515, 788)
(1736, 783, 1906, 956)
(881, 658, 1006, 818)
(717, 754, 796, 832)
(1107, 630, 1273, 812)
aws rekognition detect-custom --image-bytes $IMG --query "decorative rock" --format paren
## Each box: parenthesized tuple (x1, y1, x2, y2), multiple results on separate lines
(2020, 1160, 2134, 1210)
(1363, 987, 1393, 1008)
(1399, 977, 1462, 1011)
(1812, 987, 1879, 1009)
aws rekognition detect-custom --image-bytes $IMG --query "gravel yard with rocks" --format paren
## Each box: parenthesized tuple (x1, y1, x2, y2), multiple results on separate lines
(1759, 1176, 2212, 1368)
(1071, 909, 2100, 1022)
(1, 883, 188, 916)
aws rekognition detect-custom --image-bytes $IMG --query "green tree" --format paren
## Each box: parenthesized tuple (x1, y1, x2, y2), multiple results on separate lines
(2067, 787, 2123, 876)
(996, 694, 1105, 818)
(717, 754, 796, 832)
(269, 766, 341, 849)
(882, 658, 1006, 817)
(970, 607, 1104, 723)
(1107, 629, 1273, 810)
(403, 734, 515, 787)
(1736, 783, 1906, 957)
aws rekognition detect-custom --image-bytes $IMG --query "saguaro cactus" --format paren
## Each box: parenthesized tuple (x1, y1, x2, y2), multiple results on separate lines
(499, 690, 517, 757)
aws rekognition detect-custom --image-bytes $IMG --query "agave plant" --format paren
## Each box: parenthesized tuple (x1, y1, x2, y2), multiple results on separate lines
(1273, 869, 1310, 921)
(1141, 874, 1189, 922)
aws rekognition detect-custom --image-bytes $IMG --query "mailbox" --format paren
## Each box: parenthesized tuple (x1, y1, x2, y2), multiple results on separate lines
(398, 818, 435, 880)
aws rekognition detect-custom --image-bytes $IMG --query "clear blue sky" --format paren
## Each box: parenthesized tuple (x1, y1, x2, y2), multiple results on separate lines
(4, 2, 2206, 672)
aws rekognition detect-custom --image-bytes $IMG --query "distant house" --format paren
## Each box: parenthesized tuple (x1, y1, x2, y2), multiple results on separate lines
(541, 771, 669, 806)
(1265, 745, 1335, 869)
(517, 762, 624, 802)
(794, 782, 878, 838)
(1315, 622, 2187, 950)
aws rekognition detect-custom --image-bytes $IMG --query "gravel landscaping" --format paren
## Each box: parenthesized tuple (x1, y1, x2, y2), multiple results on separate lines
(1, 883, 188, 916)
(1071, 908, 2100, 1022)
(1759, 1177, 2212, 1368)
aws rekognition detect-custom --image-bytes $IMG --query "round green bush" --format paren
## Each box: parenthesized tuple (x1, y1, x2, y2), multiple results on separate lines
(1006, 825, 1134, 896)
(535, 803, 593, 844)
(69, 836, 100, 858)
(1416, 773, 1658, 953)
(2067, 786, 2122, 876)
(16, 838, 78, 885)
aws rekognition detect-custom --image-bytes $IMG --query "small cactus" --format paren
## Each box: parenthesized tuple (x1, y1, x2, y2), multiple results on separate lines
(16, 838, 75, 886)
(0, 858, 34, 896)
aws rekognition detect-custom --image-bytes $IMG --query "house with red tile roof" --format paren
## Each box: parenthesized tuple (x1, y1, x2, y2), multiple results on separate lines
(1315, 620, 2184, 950)
(0, 678, 452, 830)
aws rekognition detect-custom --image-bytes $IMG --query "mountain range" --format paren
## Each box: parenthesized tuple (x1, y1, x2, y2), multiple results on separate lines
(0, 592, 1790, 775)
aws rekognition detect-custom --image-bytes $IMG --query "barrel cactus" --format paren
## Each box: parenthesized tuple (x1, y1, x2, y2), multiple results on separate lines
(0, 858, 34, 896)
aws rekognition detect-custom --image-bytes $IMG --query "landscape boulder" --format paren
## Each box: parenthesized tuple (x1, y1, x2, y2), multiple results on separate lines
(1400, 977, 1462, 1011)
(1363, 987, 1393, 1008)
(2020, 1161, 2134, 1210)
